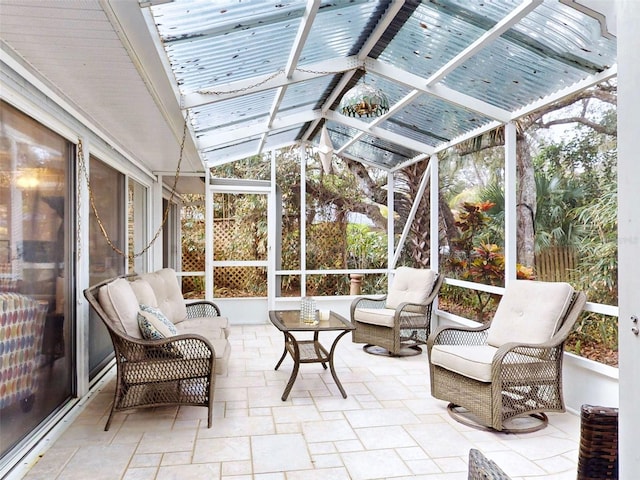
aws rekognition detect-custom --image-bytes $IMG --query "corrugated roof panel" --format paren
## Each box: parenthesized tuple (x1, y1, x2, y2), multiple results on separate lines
(322, 121, 358, 151)
(382, 93, 494, 147)
(298, 0, 383, 65)
(323, 122, 419, 169)
(377, 1, 487, 80)
(151, 0, 306, 92)
(263, 127, 300, 150)
(191, 89, 276, 133)
(203, 139, 261, 164)
(445, 34, 613, 110)
(344, 132, 418, 169)
(280, 75, 334, 113)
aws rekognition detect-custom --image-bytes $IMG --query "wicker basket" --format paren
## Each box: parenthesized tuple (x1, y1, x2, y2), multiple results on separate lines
(577, 404, 619, 479)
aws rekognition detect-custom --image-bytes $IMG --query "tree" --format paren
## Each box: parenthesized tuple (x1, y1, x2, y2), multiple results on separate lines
(450, 80, 616, 268)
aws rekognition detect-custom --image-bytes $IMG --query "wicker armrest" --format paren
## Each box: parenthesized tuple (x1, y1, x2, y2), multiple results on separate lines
(428, 324, 489, 348)
(350, 294, 387, 316)
(186, 300, 221, 318)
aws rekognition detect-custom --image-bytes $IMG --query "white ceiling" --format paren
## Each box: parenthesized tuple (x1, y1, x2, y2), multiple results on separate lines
(0, 0, 200, 185)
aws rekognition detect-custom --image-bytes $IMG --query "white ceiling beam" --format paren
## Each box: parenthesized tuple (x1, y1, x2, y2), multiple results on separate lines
(365, 58, 512, 122)
(357, 0, 406, 60)
(285, 0, 321, 77)
(425, 0, 543, 86)
(390, 152, 430, 172)
(183, 56, 359, 109)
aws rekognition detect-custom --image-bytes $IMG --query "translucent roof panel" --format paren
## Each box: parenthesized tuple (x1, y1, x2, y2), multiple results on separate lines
(417, 0, 617, 110)
(150, 0, 307, 92)
(324, 121, 420, 170)
(144, 0, 617, 171)
(382, 93, 495, 147)
(279, 76, 335, 114)
(263, 127, 300, 151)
(298, 0, 385, 65)
(203, 139, 262, 166)
(345, 132, 420, 169)
(192, 89, 276, 134)
(377, 1, 489, 80)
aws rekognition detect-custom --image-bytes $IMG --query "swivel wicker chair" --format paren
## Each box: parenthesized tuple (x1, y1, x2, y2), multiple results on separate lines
(351, 267, 442, 356)
(428, 280, 586, 432)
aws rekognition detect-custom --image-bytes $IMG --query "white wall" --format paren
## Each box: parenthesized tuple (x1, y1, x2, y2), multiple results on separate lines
(616, 1, 640, 476)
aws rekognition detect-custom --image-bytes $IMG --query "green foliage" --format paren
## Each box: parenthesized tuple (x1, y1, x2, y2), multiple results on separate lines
(346, 224, 387, 269)
(443, 201, 533, 321)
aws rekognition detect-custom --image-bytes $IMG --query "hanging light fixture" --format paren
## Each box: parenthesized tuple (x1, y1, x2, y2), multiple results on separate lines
(318, 124, 334, 174)
(338, 71, 389, 118)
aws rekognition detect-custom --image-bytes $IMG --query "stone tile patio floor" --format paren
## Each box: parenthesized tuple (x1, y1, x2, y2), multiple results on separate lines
(22, 324, 581, 480)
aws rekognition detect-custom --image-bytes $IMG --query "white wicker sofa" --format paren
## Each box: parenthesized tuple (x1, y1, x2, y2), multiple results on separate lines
(84, 268, 230, 429)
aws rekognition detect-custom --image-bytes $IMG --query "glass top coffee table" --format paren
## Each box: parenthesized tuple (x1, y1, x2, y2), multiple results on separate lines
(269, 310, 355, 401)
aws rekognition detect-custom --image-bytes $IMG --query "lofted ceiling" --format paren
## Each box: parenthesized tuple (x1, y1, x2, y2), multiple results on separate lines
(0, 0, 617, 191)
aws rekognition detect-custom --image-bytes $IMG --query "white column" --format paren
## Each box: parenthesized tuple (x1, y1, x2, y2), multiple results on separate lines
(387, 171, 395, 288)
(151, 175, 164, 271)
(503, 122, 517, 284)
(429, 154, 439, 272)
(75, 136, 91, 396)
(205, 177, 214, 300)
(617, 1, 640, 476)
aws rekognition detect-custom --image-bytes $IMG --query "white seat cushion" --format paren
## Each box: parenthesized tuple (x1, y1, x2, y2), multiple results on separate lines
(487, 281, 574, 348)
(353, 307, 397, 328)
(386, 267, 436, 313)
(175, 317, 226, 340)
(179, 316, 231, 338)
(430, 345, 542, 383)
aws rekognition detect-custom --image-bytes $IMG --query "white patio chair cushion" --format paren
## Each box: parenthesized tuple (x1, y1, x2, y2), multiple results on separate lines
(98, 278, 143, 339)
(430, 345, 542, 383)
(385, 267, 436, 313)
(353, 307, 397, 328)
(487, 281, 575, 348)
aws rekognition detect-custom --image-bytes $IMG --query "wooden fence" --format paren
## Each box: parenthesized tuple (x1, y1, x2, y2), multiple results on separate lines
(534, 246, 578, 283)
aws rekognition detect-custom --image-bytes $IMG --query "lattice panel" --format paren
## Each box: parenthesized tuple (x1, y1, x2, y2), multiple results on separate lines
(181, 219, 350, 295)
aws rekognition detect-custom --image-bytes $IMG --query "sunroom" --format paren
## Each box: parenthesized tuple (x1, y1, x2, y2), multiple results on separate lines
(1, 0, 639, 478)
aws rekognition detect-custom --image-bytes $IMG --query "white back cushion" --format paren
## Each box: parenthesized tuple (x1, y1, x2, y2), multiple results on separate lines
(138, 268, 187, 324)
(97, 278, 143, 339)
(487, 280, 574, 348)
(130, 279, 158, 308)
(385, 267, 436, 313)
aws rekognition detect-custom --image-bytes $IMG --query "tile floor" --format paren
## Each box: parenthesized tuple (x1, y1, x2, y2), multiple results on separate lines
(21, 324, 581, 480)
